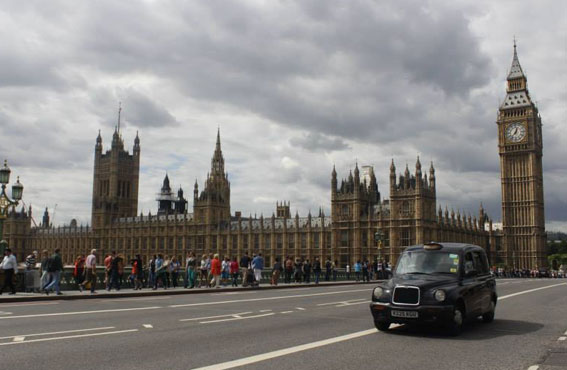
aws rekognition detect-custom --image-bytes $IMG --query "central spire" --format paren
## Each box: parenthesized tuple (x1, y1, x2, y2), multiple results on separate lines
(507, 40, 525, 80)
(211, 127, 225, 176)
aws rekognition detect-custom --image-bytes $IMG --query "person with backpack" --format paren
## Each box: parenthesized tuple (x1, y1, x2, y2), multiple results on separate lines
(271, 257, 283, 285)
(108, 253, 123, 291)
(185, 252, 197, 289)
(73, 255, 85, 287)
(43, 249, 63, 295)
(325, 258, 332, 281)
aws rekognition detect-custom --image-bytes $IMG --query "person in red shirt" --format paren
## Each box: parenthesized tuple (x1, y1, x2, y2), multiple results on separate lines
(230, 257, 239, 287)
(210, 254, 222, 288)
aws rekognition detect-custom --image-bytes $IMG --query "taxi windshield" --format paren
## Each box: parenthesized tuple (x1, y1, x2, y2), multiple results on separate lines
(395, 251, 459, 275)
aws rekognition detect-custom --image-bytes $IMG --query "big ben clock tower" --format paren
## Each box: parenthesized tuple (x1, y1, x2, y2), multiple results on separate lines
(497, 42, 546, 269)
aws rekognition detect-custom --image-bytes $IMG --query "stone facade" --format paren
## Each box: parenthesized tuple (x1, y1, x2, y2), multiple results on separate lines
(9, 127, 497, 267)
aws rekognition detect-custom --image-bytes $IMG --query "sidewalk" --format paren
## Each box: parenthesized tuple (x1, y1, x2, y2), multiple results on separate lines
(0, 280, 378, 303)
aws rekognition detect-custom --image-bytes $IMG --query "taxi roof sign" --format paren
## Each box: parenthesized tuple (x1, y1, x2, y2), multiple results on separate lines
(423, 242, 443, 250)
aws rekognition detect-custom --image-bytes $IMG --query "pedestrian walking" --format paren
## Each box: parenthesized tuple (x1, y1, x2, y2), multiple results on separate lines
(252, 253, 264, 284)
(80, 249, 97, 293)
(132, 254, 143, 290)
(271, 257, 283, 285)
(39, 249, 50, 290)
(221, 257, 230, 286)
(199, 254, 209, 288)
(185, 252, 197, 289)
(284, 256, 293, 284)
(294, 258, 303, 283)
(0, 248, 18, 295)
(230, 257, 239, 287)
(362, 260, 369, 282)
(206, 254, 212, 287)
(163, 255, 171, 288)
(24, 250, 39, 293)
(346, 264, 351, 280)
(25, 251, 37, 270)
(332, 260, 338, 281)
(239, 253, 251, 287)
(73, 255, 85, 287)
(325, 258, 332, 281)
(153, 254, 166, 290)
(354, 261, 362, 282)
(170, 257, 180, 288)
(104, 251, 115, 290)
(107, 253, 123, 291)
(148, 255, 157, 288)
(210, 254, 221, 288)
(313, 257, 322, 284)
(43, 249, 63, 295)
(303, 259, 312, 284)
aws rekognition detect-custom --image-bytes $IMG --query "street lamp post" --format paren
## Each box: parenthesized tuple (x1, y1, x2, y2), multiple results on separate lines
(374, 229, 384, 260)
(0, 160, 24, 256)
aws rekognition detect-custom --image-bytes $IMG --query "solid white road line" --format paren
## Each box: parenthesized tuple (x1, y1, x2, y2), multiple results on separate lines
(180, 312, 253, 322)
(0, 306, 161, 320)
(337, 300, 371, 307)
(0, 302, 60, 307)
(192, 328, 378, 369)
(499, 283, 567, 300)
(0, 329, 139, 346)
(200, 313, 275, 324)
(0, 326, 115, 340)
(0, 311, 12, 315)
(317, 298, 367, 306)
(169, 289, 371, 308)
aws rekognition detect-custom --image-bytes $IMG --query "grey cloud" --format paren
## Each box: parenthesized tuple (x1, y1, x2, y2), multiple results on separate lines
(290, 132, 350, 152)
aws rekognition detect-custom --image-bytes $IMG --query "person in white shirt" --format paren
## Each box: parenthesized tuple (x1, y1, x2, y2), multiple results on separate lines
(0, 248, 18, 295)
(80, 249, 97, 294)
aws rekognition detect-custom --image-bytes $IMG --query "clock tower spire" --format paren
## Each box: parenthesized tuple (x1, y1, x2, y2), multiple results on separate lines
(497, 42, 546, 269)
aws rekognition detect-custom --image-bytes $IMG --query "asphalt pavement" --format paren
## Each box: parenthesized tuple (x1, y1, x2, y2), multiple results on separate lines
(0, 279, 566, 370)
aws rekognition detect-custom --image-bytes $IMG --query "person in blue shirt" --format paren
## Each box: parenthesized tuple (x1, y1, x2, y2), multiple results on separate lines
(251, 253, 264, 284)
(153, 254, 166, 290)
(354, 261, 362, 282)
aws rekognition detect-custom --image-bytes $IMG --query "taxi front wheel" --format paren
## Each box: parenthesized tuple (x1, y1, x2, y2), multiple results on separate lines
(447, 306, 464, 336)
(375, 321, 391, 331)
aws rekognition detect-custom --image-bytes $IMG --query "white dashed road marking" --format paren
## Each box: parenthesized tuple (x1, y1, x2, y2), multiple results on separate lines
(0, 327, 115, 340)
(180, 312, 253, 322)
(12, 336, 25, 342)
(0, 329, 137, 346)
(0, 306, 161, 320)
(143, 324, 153, 329)
(280, 311, 294, 314)
(295, 307, 306, 311)
(558, 336, 566, 341)
(199, 312, 275, 324)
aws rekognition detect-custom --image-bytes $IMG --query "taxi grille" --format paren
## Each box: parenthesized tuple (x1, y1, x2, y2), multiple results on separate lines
(393, 286, 420, 305)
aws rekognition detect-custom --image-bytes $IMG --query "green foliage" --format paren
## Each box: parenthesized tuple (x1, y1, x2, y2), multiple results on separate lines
(547, 240, 567, 255)
(547, 254, 567, 269)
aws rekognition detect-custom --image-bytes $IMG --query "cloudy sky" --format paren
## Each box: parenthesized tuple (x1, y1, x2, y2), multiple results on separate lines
(0, 0, 565, 231)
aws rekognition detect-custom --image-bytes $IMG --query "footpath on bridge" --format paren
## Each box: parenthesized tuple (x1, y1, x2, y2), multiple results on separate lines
(0, 280, 377, 303)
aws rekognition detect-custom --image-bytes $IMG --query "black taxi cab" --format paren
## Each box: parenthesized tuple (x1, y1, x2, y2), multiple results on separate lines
(369, 242, 497, 335)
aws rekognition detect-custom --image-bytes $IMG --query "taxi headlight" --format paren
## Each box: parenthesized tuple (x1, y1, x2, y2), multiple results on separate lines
(373, 287, 384, 299)
(434, 289, 446, 302)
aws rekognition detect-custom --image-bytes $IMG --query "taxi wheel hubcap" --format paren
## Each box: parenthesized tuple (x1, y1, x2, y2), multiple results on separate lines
(454, 309, 463, 326)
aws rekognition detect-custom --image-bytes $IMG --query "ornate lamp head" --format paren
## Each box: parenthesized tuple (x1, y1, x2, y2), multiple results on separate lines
(0, 160, 10, 185)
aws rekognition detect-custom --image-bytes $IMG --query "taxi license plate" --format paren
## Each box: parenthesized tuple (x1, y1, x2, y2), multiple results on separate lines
(391, 310, 418, 318)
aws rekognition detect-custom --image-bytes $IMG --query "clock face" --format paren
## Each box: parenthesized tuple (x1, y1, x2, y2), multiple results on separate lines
(505, 122, 526, 143)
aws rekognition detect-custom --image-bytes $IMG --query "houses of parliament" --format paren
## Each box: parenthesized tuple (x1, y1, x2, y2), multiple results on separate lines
(2, 44, 546, 269)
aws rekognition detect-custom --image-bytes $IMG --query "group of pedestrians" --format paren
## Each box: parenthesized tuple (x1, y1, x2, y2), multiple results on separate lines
(1, 247, 393, 296)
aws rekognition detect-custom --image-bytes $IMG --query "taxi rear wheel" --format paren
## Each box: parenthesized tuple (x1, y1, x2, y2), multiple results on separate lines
(482, 301, 495, 323)
(375, 321, 391, 331)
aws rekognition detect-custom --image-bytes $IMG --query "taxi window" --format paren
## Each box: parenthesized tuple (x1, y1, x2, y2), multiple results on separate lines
(473, 251, 489, 275)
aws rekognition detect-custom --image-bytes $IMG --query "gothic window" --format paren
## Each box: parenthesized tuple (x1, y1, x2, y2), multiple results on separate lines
(254, 234, 259, 250)
(177, 237, 183, 249)
(401, 229, 411, 246)
(288, 234, 294, 249)
(362, 232, 368, 247)
(277, 234, 283, 249)
(301, 233, 307, 249)
(264, 236, 271, 250)
(341, 230, 348, 247)
(313, 233, 320, 248)
(342, 205, 350, 216)
(401, 201, 410, 216)
(232, 236, 237, 251)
